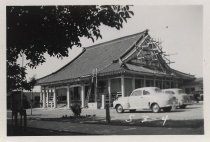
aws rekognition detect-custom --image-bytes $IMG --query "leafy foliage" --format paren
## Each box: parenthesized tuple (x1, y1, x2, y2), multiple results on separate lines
(7, 5, 134, 92)
(27, 76, 37, 91)
(7, 61, 27, 92)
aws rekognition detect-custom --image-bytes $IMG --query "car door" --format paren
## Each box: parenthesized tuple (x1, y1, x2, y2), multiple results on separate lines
(129, 90, 144, 109)
(142, 90, 151, 109)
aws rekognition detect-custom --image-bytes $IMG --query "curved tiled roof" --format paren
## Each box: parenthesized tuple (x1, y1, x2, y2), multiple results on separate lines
(37, 30, 194, 86)
(37, 31, 146, 85)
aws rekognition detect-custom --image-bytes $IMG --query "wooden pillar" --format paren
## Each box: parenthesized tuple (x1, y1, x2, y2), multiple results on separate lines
(94, 68, 98, 103)
(132, 78, 135, 90)
(171, 78, 174, 88)
(81, 85, 85, 108)
(46, 88, 49, 108)
(161, 78, 164, 89)
(153, 77, 156, 87)
(53, 87, 57, 108)
(101, 95, 105, 109)
(175, 79, 178, 88)
(39, 93, 42, 103)
(108, 79, 111, 107)
(42, 88, 46, 108)
(169, 78, 172, 88)
(94, 86, 97, 103)
(49, 88, 52, 108)
(121, 76, 125, 97)
(165, 78, 167, 88)
(39, 87, 42, 108)
(143, 76, 146, 87)
(67, 86, 70, 108)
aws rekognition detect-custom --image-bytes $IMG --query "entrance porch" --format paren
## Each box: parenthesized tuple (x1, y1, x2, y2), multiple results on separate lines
(40, 74, 183, 109)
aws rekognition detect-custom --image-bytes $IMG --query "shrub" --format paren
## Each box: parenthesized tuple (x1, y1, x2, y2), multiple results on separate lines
(70, 103, 81, 117)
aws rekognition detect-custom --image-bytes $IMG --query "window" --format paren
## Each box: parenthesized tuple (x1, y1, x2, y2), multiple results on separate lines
(146, 80, 154, 87)
(98, 80, 107, 93)
(131, 90, 142, 96)
(143, 90, 150, 95)
(135, 79, 143, 89)
(155, 81, 162, 89)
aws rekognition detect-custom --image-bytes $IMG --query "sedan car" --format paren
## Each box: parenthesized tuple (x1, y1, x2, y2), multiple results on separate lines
(162, 88, 193, 109)
(113, 87, 178, 113)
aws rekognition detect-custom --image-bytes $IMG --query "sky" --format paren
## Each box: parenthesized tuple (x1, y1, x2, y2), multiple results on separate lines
(17, 5, 203, 91)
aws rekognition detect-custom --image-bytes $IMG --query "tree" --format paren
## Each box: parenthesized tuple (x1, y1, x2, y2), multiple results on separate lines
(26, 76, 37, 91)
(7, 5, 134, 92)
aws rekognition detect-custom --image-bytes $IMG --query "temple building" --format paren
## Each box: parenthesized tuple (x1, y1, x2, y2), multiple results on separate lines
(36, 30, 195, 109)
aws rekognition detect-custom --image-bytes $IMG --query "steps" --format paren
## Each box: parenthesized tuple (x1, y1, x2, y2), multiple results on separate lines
(44, 96, 67, 108)
(46, 96, 54, 108)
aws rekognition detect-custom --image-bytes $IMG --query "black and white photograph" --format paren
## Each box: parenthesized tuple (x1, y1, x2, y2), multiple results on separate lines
(1, 0, 210, 141)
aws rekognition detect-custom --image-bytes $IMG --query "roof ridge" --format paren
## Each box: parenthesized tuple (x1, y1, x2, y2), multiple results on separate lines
(85, 30, 148, 50)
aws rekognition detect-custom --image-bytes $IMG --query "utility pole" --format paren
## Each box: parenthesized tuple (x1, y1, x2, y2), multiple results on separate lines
(105, 104, 110, 123)
(21, 54, 24, 108)
(20, 53, 27, 127)
(30, 90, 33, 115)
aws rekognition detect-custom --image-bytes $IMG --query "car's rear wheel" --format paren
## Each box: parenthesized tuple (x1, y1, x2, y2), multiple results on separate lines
(163, 107, 172, 112)
(151, 103, 160, 113)
(180, 105, 186, 109)
(116, 105, 124, 113)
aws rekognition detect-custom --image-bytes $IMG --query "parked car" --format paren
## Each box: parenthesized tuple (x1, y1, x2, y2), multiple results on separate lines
(113, 87, 178, 113)
(162, 88, 193, 109)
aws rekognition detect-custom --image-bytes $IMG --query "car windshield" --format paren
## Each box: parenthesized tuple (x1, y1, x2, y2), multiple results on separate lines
(154, 88, 162, 93)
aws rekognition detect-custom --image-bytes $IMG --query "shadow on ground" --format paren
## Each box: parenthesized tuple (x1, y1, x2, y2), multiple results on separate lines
(7, 117, 204, 136)
(32, 115, 204, 128)
(7, 125, 95, 136)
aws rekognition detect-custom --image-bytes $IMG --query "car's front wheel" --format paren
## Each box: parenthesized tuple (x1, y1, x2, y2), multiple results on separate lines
(151, 103, 160, 113)
(116, 105, 124, 113)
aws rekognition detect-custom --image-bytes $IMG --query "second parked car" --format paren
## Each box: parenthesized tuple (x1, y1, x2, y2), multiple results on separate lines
(162, 88, 193, 109)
